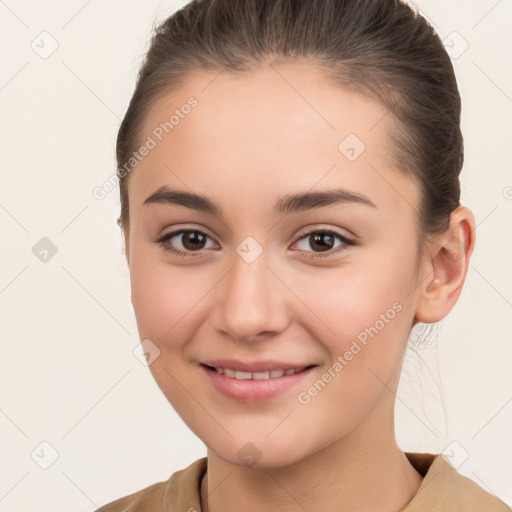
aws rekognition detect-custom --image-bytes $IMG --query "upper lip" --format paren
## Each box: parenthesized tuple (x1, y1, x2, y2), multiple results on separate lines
(201, 359, 315, 373)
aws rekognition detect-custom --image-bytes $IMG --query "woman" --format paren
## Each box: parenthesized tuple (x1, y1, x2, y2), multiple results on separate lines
(97, 0, 510, 510)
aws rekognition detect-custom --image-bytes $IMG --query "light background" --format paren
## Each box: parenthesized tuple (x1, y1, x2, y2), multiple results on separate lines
(0, 0, 511, 510)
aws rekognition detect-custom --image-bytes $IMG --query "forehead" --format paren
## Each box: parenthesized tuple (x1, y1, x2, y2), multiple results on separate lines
(129, 61, 419, 218)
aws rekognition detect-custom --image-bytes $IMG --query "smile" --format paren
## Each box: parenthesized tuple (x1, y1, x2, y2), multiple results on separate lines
(201, 363, 317, 402)
(210, 366, 308, 380)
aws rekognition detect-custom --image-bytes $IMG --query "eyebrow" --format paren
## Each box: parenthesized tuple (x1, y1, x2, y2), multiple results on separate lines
(142, 185, 377, 217)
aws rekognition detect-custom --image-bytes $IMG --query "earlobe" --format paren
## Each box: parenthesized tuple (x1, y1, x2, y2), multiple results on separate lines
(414, 206, 476, 324)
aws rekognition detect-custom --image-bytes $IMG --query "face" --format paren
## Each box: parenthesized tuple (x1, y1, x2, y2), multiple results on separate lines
(125, 62, 425, 468)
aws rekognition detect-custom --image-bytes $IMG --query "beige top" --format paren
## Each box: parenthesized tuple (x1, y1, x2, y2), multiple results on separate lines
(95, 452, 511, 511)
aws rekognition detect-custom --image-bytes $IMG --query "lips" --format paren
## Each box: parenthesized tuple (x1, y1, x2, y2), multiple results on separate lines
(205, 365, 310, 380)
(200, 360, 318, 402)
(201, 359, 315, 373)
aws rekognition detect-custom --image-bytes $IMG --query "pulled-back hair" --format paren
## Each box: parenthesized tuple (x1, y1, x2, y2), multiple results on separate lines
(116, 0, 463, 267)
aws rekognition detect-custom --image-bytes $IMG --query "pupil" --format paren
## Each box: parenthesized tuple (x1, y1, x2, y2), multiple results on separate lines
(183, 232, 205, 250)
(311, 233, 333, 252)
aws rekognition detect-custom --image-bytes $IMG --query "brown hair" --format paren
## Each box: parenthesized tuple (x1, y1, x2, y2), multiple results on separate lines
(116, 0, 463, 268)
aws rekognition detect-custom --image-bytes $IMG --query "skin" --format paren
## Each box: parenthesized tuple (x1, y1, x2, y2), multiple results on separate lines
(123, 61, 475, 512)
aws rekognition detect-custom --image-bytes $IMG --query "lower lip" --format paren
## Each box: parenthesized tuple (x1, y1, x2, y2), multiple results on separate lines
(201, 364, 316, 402)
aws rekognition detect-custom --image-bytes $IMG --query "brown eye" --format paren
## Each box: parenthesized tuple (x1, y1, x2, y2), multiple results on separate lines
(309, 232, 336, 252)
(180, 231, 207, 250)
(293, 229, 355, 259)
(155, 229, 216, 257)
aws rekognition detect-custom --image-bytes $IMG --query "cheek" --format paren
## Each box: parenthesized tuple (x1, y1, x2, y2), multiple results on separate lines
(292, 271, 412, 431)
(129, 257, 209, 419)
(298, 261, 414, 373)
(129, 254, 207, 343)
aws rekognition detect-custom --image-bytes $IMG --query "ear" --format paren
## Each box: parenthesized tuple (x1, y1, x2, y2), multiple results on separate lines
(414, 206, 476, 324)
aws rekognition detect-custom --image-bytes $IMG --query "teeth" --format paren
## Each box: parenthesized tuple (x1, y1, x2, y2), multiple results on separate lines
(213, 366, 306, 380)
(253, 371, 270, 379)
(224, 368, 236, 378)
(235, 370, 252, 380)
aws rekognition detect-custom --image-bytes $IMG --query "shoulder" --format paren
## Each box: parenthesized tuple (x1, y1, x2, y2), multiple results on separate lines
(405, 452, 511, 512)
(94, 480, 167, 512)
(93, 457, 207, 512)
(433, 459, 511, 511)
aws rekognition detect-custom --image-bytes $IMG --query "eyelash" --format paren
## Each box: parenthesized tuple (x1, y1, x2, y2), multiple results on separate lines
(154, 228, 355, 260)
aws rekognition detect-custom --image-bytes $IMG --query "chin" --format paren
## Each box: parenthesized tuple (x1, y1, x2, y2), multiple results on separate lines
(204, 429, 313, 469)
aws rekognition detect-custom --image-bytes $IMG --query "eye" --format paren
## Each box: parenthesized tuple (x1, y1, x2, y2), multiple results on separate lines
(155, 229, 217, 258)
(154, 227, 355, 259)
(292, 229, 355, 259)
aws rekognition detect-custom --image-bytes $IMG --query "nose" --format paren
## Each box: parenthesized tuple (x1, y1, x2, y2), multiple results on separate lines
(211, 249, 290, 343)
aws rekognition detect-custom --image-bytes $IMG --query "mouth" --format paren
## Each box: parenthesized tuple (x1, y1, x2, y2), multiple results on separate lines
(200, 362, 318, 402)
(202, 364, 315, 380)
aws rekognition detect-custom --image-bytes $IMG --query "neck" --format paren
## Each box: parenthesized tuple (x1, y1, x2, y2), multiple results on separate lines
(200, 399, 423, 512)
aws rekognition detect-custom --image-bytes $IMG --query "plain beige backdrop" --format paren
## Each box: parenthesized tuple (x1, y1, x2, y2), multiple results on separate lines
(1, 1, 511, 510)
